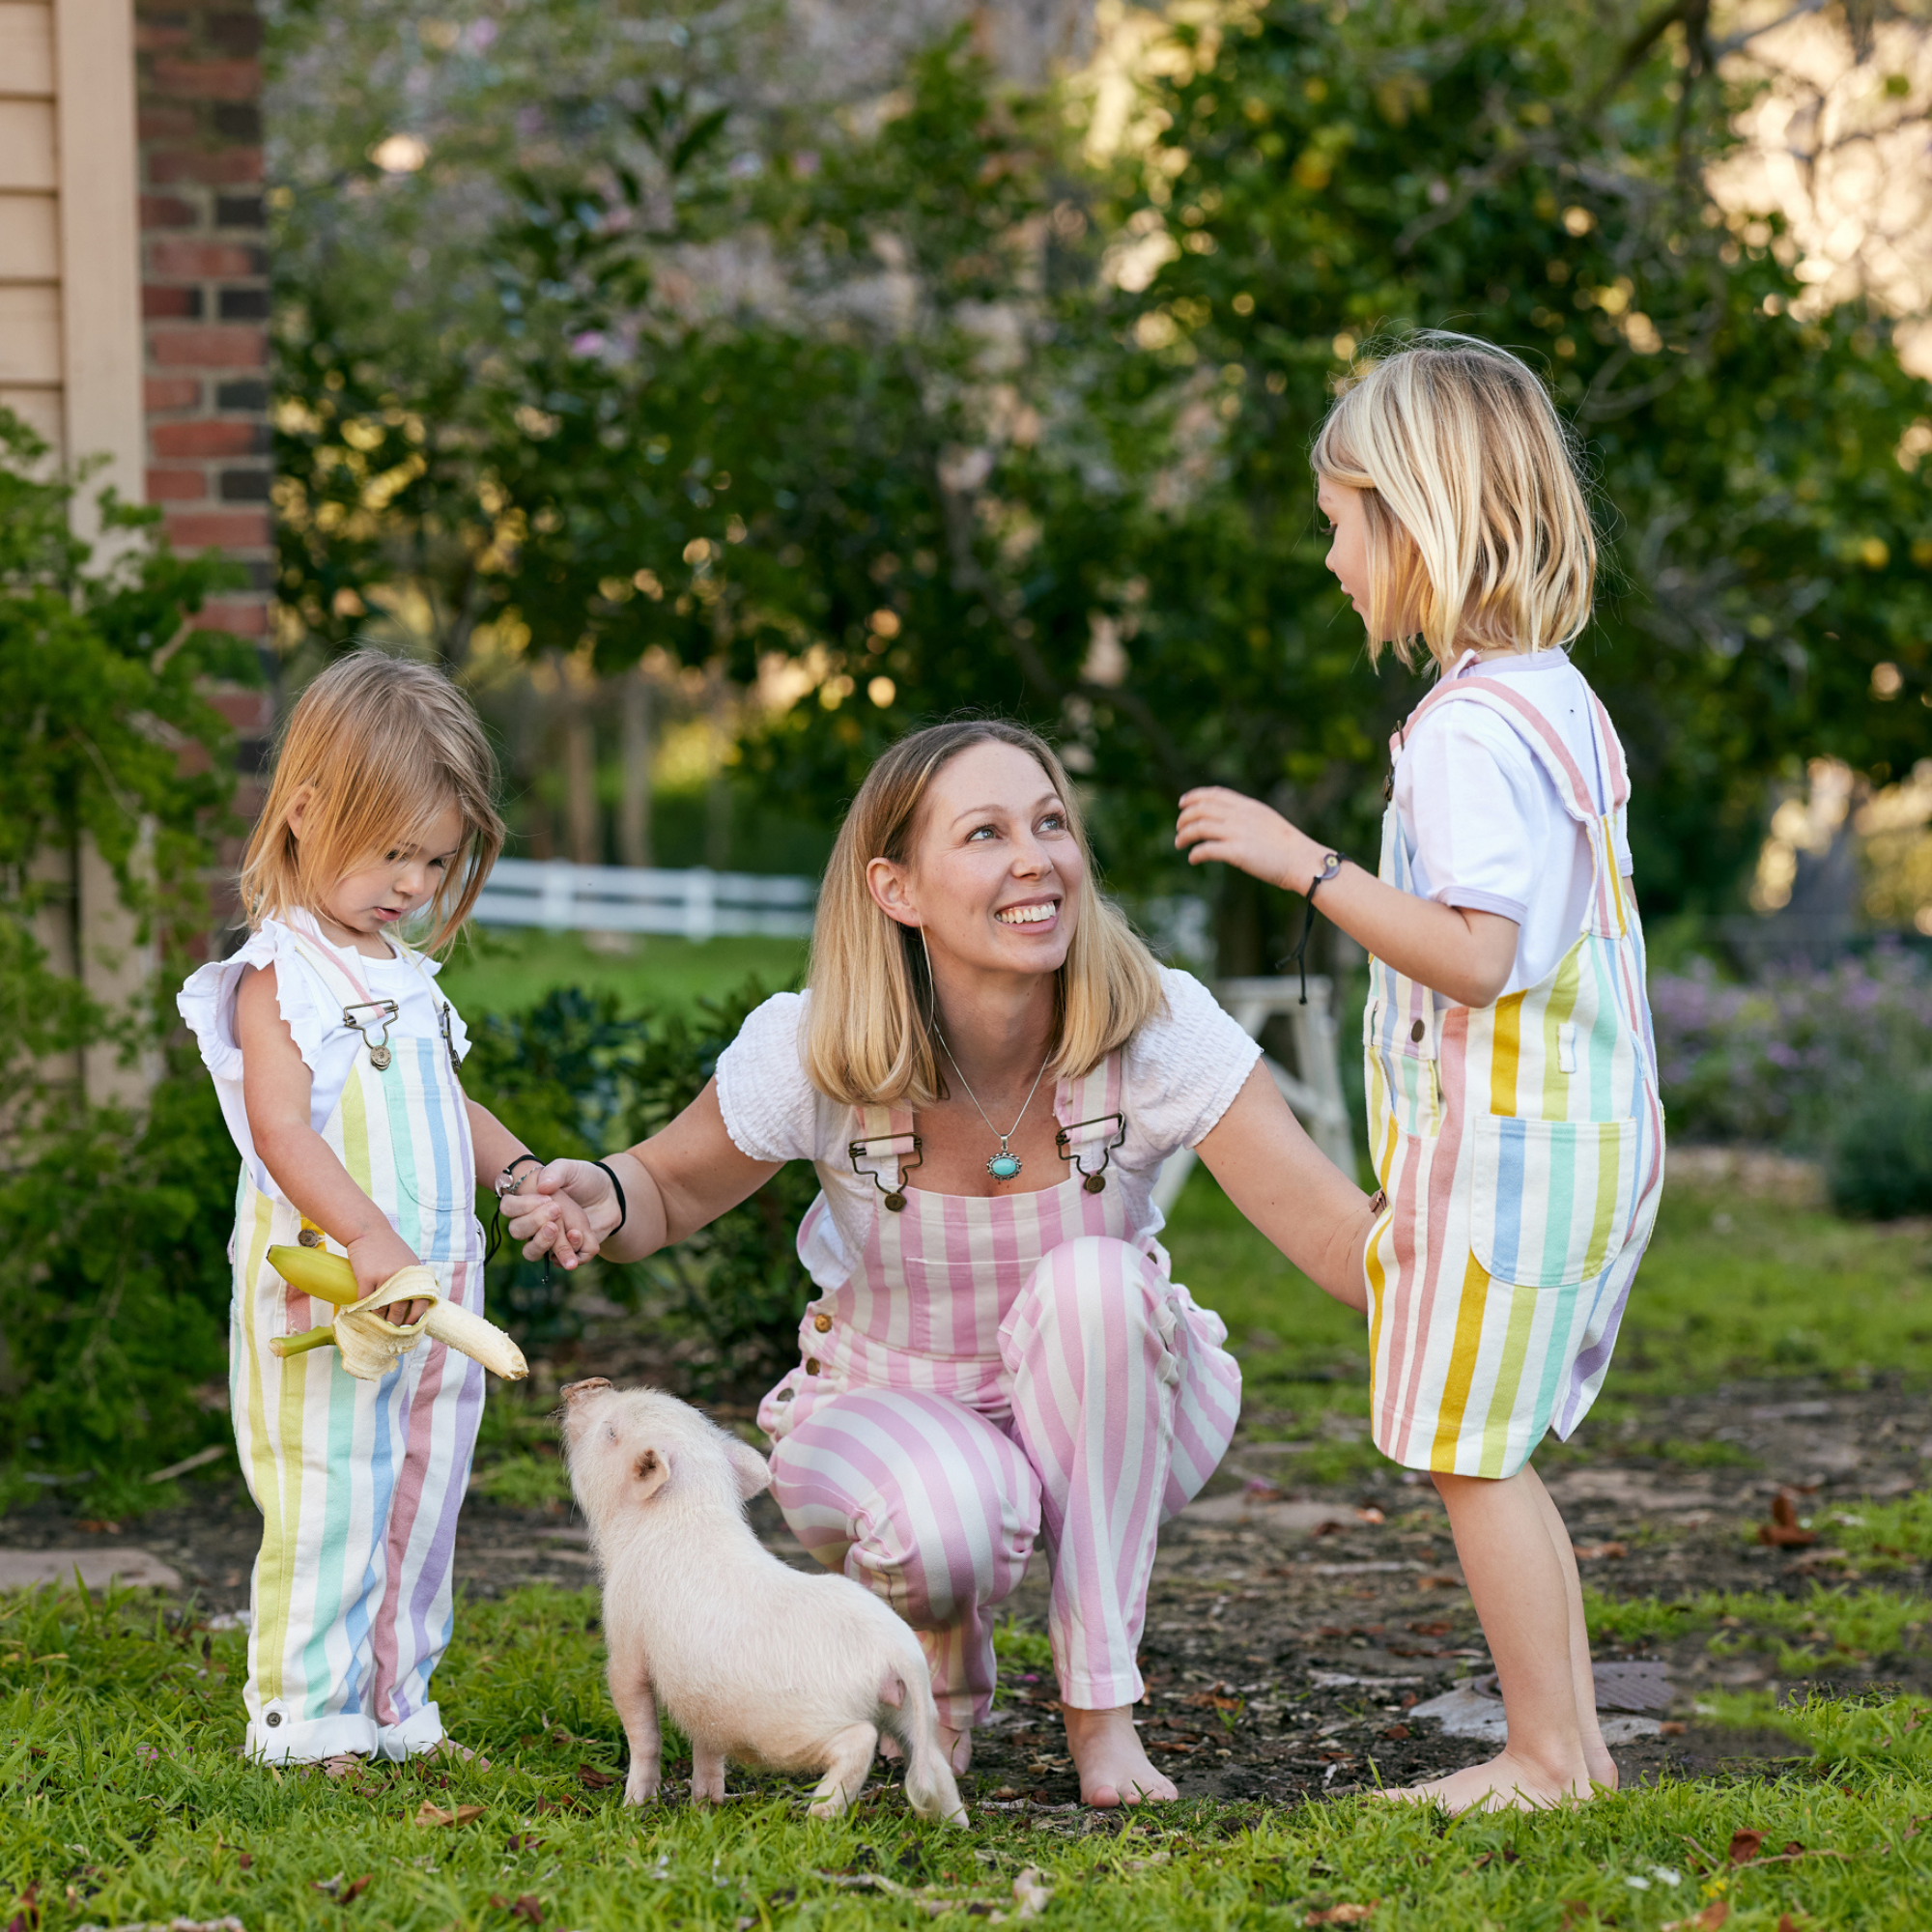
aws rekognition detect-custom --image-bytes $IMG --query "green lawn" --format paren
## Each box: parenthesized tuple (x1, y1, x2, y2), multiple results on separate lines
(437, 928, 808, 1019)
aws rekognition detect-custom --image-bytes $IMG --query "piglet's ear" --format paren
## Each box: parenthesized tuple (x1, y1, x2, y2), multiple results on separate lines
(725, 1436, 771, 1501)
(634, 1446, 671, 1501)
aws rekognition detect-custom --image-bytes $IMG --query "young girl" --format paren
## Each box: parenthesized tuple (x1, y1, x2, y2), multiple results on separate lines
(1177, 333, 1663, 1812)
(180, 650, 560, 1769)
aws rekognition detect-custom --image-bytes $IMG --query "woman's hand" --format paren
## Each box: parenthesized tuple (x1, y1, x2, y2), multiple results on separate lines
(1176, 787, 1326, 894)
(503, 1159, 612, 1270)
(346, 1225, 432, 1324)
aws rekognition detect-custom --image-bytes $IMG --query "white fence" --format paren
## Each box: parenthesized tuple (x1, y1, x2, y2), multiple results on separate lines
(470, 859, 817, 943)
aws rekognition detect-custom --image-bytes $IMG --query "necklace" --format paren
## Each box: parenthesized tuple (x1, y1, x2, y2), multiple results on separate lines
(934, 1028, 1051, 1180)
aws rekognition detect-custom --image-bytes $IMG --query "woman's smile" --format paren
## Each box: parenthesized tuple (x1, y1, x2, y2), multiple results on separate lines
(994, 896, 1060, 928)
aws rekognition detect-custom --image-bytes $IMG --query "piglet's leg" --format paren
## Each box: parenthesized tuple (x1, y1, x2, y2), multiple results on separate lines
(691, 1742, 728, 1804)
(608, 1659, 661, 1805)
(807, 1721, 879, 1819)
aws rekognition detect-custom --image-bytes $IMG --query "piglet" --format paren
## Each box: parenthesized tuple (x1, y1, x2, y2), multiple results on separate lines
(559, 1378, 968, 1825)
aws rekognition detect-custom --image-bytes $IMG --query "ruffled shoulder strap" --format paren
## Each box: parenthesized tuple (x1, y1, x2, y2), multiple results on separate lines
(176, 917, 341, 1080)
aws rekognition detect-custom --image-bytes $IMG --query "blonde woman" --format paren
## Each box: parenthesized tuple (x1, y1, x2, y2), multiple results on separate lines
(1179, 333, 1664, 1812)
(509, 719, 1374, 1807)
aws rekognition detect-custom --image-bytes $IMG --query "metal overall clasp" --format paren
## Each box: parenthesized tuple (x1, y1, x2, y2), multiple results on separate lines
(342, 998, 401, 1071)
(1056, 1113, 1126, 1194)
(848, 1132, 923, 1212)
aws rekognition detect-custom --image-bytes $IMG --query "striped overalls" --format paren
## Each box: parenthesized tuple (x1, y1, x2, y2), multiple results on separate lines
(1363, 675, 1665, 1479)
(230, 935, 486, 1764)
(757, 1054, 1243, 1730)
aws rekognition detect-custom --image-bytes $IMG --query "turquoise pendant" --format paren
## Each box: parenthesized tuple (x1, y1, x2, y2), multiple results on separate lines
(988, 1151, 1022, 1179)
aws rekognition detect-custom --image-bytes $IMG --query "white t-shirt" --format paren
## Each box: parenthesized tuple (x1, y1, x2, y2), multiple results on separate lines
(177, 913, 471, 1205)
(714, 970, 1261, 1295)
(1392, 650, 1634, 1002)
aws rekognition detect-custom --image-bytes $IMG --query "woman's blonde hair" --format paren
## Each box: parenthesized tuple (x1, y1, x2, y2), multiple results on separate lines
(804, 719, 1166, 1107)
(1311, 331, 1596, 669)
(240, 650, 504, 950)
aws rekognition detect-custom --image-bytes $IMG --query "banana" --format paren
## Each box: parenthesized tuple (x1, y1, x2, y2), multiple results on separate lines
(267, 1251, 527, 1382)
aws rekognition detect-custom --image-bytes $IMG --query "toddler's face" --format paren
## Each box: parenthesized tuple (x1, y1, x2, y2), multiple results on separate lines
(1317, 474, 1372, 622)
(302, 800, 465, 950)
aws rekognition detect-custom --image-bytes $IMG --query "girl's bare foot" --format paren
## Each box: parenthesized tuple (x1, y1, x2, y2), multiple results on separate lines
(1368, 1747, 1594, 1814)
(1061, 1704, 1176, 1808)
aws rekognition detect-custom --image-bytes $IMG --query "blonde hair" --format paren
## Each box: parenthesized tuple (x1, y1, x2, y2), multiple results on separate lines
(1311, 331, 1596, 670)
(804, 719, 1167, 1107)
(240, 650, 504, 950)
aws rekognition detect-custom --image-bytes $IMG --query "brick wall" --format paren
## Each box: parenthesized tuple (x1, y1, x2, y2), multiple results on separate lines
(136, 0, 273, 772)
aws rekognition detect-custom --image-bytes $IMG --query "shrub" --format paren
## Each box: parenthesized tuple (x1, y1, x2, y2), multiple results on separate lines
(1651, 946, 1932, 1151)
(1828, 1088, 1932, 1221)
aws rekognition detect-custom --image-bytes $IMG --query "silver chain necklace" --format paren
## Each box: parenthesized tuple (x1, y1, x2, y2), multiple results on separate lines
(934, 1027, 1051, 1180)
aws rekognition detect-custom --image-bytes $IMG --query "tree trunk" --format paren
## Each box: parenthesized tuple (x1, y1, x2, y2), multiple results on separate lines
(704, 663, 732, 870)
(560, 663, 601, 865)
(617, 666, 654, 869)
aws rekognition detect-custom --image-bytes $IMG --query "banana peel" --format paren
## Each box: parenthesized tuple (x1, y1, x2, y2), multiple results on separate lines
(267, 1245, 527, 1382)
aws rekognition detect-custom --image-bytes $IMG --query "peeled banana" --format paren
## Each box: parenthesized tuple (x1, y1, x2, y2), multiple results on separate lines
(267, 1245, 528, 1382)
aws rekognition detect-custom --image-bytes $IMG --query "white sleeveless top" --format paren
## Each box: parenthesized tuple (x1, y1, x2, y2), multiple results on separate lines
(714, 969, 1261, 1297)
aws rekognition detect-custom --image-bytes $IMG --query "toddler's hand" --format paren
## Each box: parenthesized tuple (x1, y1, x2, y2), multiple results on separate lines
(346, 1226, 432, 1325)
(503, 1158, 611, 1270)
(1176, 786, 1319, 893)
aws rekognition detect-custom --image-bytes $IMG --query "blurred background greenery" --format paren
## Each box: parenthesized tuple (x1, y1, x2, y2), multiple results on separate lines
(6, 0, 1932, 1498)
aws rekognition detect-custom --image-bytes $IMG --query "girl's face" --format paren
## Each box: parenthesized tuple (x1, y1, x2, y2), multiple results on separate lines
(1317, 473, 1373, 624)
(866, 741, 1085, 984)
(293, 797, 465, 952)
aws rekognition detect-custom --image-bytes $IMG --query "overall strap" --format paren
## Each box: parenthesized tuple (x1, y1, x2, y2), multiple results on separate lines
(849, 1100, 921, 1208)
(1054, 1050, 1127, 1189)
(1402, 680, 1628, 940)
(281, 926, 388, 1011)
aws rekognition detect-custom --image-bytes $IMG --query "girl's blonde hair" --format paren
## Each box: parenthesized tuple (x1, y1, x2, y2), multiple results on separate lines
(804, 719, 1166, 1107)
(240, 650, 504, 950)
(1311, 331, 1596, 669)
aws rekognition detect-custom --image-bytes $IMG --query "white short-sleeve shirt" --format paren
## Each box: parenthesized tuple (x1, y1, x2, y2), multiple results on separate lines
(177, 912, 471, 1205)
(713, 968, 1262, 1294)
(1392, 650, 1634, 1002)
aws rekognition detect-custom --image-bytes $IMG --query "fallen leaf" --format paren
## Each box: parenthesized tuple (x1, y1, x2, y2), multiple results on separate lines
(507, 1833, 544, 1852)
(1573, 1541, 1630, 1561)
(1728, 1830, 1764, 1864)
(1408, 1621, 1453, 1636)
(1355, 1507, 1386, 1524)
(577, 1764, 616, 1789)
(1380, 1724, 1411, 1741)
(1660, 1720, 1687, 1736)
(339, 1874, 374, 1905)
(1305, 1907, 1376, 1926)
(1758, 1490, 1818, 1548)
(1660, 1904, 1728, 1931)
(414, 1801, 486, 1828)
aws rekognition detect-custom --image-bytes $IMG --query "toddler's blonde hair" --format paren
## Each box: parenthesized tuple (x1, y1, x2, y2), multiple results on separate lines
(1312, 331, 1596, 669)
(804, 719, 1165, 1107)
(240, 650, 504, 950)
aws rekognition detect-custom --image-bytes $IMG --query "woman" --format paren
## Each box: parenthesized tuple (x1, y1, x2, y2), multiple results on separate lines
(507, 720, 1373, 1806)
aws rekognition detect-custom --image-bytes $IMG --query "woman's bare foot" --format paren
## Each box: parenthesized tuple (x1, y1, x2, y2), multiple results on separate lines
(1368, 1748, 1594, 1814)
(1061, 1704, 1176, 1808)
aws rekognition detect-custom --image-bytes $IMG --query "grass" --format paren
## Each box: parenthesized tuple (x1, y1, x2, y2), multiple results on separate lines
(9, 1583, 1932, 1932)
(436, 928, 808, 1020)
(1584, 1585, 1932, 1674)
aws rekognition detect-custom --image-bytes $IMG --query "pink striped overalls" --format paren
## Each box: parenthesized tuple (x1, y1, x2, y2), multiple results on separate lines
(757, 1052, 1243, 1730)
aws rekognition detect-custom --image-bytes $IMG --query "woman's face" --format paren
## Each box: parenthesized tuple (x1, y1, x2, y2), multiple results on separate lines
(1317, 472, 1373, 623)
(867, 740, 1085, 980)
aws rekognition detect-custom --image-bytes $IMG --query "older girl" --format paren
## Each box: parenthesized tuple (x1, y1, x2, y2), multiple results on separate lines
(510, 719, 1375, 1807)
(1178, 333, 1664, 1811)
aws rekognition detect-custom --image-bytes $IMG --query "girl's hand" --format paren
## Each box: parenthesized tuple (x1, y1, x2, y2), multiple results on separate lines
(346, 1226, 432, 1325)
(503, 1159, 611, 1271)
(1176, 787, 1324, 893)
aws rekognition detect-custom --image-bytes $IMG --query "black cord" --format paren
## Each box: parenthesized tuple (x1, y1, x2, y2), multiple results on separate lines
(591, 1158, 629, 1234)
(1278, 854, 1345, 1008)
(486, 1153, 545, 1267)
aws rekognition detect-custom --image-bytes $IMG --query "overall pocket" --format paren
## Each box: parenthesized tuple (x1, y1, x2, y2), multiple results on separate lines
(1469, 1116, 1637, 1289)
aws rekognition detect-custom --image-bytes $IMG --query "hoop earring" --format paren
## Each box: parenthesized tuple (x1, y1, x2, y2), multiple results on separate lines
(918, 926, 937, 1030)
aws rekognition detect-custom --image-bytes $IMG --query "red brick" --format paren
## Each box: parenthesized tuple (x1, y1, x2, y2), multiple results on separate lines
(139, 106, 199, 141)
(150, 325, 267, 368)
(147, 467, 211, 501)
(150, 57, 261, 101)
(197, 599, 269, 638)
(145, 377, 202, 412)
(165, 509, 270, 550)
(143, 284, 202, 319)
(210, 684, 274, 728)
(147, 147, 263, 187)
(140, 193, 199, 229)
(135, 21, 193, 51)
(152, 418, 262, 457)
(148, 239, 262, 279)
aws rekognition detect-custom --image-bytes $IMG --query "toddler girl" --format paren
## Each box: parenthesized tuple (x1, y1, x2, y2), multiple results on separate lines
(181, 650, 558, 1768)
(1177, 334, 1663, 1811)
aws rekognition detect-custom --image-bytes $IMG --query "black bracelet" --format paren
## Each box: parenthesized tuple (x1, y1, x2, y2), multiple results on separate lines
(497, 1152, 543, 1198)
(592, 1158, 629, 1234)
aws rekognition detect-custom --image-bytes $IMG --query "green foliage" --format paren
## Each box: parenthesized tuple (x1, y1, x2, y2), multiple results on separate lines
(1829, 1087, 1932, 1219)
(459, 980, 819, 1382)
(0, 410, 257, 1491)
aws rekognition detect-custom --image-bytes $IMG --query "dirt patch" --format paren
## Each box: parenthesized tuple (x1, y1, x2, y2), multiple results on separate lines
(3, 1373, 1925, 1805)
